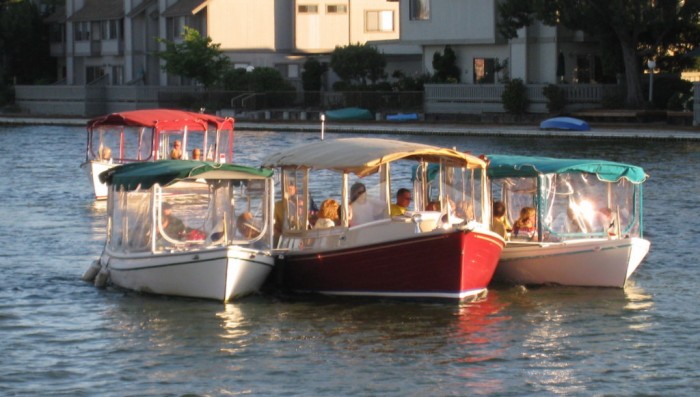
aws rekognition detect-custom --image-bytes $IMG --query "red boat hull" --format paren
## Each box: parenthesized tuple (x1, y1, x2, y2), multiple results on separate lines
(273, 229, 504, 300)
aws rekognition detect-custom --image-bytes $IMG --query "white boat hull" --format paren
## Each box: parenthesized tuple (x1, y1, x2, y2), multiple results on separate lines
(102, 246, 274, 302)
(493, 237, 650, 288)
(81, 160, 117, 200)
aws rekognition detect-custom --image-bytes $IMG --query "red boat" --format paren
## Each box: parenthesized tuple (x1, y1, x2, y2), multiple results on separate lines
(263, 137, 505, 300)
(81, 109, 234, 200)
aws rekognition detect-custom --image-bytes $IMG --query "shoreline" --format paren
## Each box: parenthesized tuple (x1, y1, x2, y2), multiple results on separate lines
(1, 115, 698, 141)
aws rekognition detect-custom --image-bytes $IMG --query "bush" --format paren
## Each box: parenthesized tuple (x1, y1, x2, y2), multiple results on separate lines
(542, 84, 566, 114)
(501, 78, 529, 114)
(652, 75, 692, 110)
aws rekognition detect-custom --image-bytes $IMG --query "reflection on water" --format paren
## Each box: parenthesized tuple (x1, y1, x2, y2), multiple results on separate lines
(1, 125, 698, 396)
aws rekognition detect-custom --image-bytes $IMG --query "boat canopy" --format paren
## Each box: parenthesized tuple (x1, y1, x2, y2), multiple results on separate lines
(261, 137, 486, 177)
(100, 160, 273, 191)
(87, 109, 234, 132)
(486, 154, 648, 184)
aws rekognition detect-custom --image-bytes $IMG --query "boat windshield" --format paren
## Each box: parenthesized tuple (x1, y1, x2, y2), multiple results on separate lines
(87, 126, 154, 163)
(107, 178, 271, 253)
(492, 172, 642, 241)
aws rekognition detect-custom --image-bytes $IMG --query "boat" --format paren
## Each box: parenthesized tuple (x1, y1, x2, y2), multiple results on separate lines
(539, 116, 590, 131)
(386, 113, 419, 121)
(82, 160, 276, 302)
(81, 109, 234, 200)
(261, 137, 505, 300)
(486, 154, 650, 287)
(324, 107, 374, 121)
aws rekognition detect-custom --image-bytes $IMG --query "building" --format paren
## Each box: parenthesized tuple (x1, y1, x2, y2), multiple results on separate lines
(47, 0, 401, 88)
(376, 0, 603, 85)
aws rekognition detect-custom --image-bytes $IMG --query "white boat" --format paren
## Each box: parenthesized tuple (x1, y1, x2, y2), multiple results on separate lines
(81, 109, 235, 200)
(486, 154, 650, 288)
(261, 137, 505, 300)
(83, 160, 276, 302)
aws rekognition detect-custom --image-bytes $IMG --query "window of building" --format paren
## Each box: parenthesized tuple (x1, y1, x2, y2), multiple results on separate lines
(111, 65, 124, 85)
(100, 20, 121, 40)
(298, 5, 319, 14)
(288, 64, 299, 79)
(49, 24, 64, 43)
(167, 16, 187, 40)
(86, 66, 105, 84)
(409, 0, 430, 20)
(366, 10, 394, 32)
(326, 5, 347, 14)
(74, 21, 90, 41)
(474, 58, 496, 84)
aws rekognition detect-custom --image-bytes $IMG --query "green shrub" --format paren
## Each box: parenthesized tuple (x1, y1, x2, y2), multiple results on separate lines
(542, 84, 566, 114)
(652, 75, 692, 110)
(501, 78, 529, 114)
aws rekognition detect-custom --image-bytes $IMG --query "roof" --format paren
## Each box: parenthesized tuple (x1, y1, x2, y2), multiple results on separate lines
(68, 0, 124, 21)
(162, 0, 207, 17)
(261, 137, 486, 177)
(45, 6, 66, 23)
(127, 0, 157, 18)
(87, 109, 234, 132)
(485, 154, 648, 184)
(99, 160, 273, 191)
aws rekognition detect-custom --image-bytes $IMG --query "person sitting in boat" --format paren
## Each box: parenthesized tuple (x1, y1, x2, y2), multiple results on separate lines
(100, 146, 112, 162)
(349, 182, 386, 226)
(314, 199, 340, 229)
(390, 188, 412, 216)
(512, 206, 537, 240)
(170, 140, 183, 159)
(491, 201, 508, 239)
(192, 147, 202, 160)
(237, 212, 261, 239)
(161, 202, 187, 240)
(596, 207, 617, 237)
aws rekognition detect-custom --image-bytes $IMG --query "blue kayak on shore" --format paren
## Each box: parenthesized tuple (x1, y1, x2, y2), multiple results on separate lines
(539, 116, 591, 131)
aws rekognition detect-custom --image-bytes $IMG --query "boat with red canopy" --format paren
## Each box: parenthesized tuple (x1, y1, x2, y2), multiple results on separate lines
(81, 109, 234, 199)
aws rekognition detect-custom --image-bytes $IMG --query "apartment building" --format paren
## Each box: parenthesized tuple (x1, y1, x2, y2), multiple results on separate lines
(386, 0, 602, 85)
(47, 0, 401, 87)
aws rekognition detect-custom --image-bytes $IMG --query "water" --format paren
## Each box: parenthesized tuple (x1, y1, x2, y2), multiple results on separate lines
(1, 125, 699, 396)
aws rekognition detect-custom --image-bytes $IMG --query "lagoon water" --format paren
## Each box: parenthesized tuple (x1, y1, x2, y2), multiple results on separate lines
(0, 124, 699, 396)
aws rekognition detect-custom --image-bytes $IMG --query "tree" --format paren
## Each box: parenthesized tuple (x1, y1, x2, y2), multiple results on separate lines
(497, 0, 700, 108)
(302, 57, 328, 106)
(301, 57, 327, 92)
(221, 66, 296, 108)
(330, 43, 387, 86)
(432, 45, 460, 82)
(157, 27, 230, 88)
(0, 0, 55, 85)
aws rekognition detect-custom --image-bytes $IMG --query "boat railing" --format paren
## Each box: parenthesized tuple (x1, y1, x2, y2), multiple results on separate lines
(278, 227, 347, 251)
(277, 213, 453, 251)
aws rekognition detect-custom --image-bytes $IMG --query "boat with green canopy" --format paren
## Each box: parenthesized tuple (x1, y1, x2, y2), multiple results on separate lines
(83, 160, 275, 302)
(486, 154, 650, 288)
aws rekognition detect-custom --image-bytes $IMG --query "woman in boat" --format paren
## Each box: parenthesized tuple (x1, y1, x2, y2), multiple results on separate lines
(237, 212, 261, 239)
(314, 199, 340, 229)
(349, 182, 385, 226)
(100, 146, 112, 161)
(161, 202, 187, 239)
(512, 206, 537, 240)
(170, 140, 183, 159)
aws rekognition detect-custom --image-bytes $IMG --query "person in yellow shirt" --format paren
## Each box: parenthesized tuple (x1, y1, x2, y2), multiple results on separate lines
(390, 188, 412, 216)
